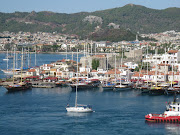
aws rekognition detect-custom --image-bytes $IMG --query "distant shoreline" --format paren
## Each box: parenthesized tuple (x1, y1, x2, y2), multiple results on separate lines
(0, 51, 85, 54)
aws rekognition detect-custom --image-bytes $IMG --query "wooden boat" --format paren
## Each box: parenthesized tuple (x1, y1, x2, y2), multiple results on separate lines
(5, 82, 32, 92)
(70, 79, 100, 91)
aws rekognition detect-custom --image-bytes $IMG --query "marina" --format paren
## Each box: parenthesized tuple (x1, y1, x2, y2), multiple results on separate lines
(0, 53, 180, 134)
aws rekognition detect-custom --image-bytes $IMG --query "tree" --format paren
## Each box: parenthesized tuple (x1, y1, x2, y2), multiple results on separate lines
(92, 59, 99, 70)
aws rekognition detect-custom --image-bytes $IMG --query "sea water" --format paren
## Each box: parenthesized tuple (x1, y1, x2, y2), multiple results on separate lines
(0, 53, 179, 135)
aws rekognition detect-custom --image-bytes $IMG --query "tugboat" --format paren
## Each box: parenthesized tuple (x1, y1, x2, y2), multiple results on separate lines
(145, 93, 180, 123)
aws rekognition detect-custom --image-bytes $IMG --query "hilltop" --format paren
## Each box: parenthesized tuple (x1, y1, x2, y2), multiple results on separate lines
(0, 4, 179, 41)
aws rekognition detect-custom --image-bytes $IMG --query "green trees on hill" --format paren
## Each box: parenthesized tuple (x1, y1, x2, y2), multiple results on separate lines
(0, 4, 180, 41)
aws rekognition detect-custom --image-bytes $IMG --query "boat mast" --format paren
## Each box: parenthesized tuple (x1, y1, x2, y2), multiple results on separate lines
(171, 55, 174, 88)
(155, 48, 158, 87)
(20, 48, 23, 83)
(165, 48, 167, 82)
(16, 48, 18, 69)
(120, 48, 123, 86)
(7, 50, 8, 70)
(115, 53, 116, 84)
(106, 54, 108, 85)
(147, 44, 148, 85)
(35, 46, 37, 67)
(12, 48, 15, 84)
(75, 49, 78, 107)
(28, 47, 30, 68)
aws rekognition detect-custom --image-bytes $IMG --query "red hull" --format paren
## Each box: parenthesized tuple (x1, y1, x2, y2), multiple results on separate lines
(145, 114, 180, 123)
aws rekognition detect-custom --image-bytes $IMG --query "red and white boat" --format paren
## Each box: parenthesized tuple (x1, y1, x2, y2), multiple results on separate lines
(145, 95, 180, 123)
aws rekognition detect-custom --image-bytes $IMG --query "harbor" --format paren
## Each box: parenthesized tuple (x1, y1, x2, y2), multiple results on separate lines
(0, 82, 179, 135)
(0, 53, 180, 134)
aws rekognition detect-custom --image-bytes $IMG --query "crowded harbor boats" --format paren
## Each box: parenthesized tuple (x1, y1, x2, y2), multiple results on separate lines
(0, 47, 180, 95)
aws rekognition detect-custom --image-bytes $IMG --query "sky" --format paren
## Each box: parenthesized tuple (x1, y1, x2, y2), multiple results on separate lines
(0, 0, 180, 13)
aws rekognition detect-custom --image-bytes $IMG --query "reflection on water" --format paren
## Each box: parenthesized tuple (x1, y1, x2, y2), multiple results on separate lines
(66, 112, 93, 117)
(146, 121, 180, 135)
(165, 123, 180, 135)
(32, 87, 72, 95)
(5, 89, 32, 95)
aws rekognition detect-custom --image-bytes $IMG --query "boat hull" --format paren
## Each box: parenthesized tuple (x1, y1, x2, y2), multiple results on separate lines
(102, 85, 114, 91)
(5, 83, 32, 92)
(145, 114, 180, 123)
(66, 107, 93, 113)
(114, 86, 131, 91)
(70, 83, 100, 90)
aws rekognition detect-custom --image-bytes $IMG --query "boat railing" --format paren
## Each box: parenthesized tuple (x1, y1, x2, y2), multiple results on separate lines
(151, 114, 161, 116)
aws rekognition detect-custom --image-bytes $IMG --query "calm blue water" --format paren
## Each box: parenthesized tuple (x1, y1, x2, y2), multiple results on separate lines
(0, 53, 180, 135)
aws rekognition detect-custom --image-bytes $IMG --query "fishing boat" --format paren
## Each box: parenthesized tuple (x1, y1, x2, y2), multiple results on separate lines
(66, 50, 93, 113)
(145, 94, 180, 123)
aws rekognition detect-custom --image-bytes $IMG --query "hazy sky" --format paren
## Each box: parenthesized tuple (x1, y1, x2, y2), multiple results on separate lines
(0, 0, 180, 13)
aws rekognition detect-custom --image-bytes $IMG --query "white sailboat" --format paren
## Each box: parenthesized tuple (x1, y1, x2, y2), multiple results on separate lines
(66, 50, 93, 113)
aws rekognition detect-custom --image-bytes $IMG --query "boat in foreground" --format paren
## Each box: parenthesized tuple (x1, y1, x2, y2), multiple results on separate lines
(66, 50, 93, 113)
(66, 104, 93, 113)
(145, 94, 180, 123)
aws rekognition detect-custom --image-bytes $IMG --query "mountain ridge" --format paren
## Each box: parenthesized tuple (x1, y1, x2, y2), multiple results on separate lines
(0, 4, 179, 41)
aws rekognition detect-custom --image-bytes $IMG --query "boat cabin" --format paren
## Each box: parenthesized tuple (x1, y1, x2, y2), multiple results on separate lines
(166, 102, 180, 112)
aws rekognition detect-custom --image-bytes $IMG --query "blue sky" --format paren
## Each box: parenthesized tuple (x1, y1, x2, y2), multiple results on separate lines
(0, 0, 180, 13)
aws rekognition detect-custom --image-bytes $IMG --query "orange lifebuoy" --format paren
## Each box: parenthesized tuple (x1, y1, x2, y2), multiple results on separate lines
(170, 109, 172, 111)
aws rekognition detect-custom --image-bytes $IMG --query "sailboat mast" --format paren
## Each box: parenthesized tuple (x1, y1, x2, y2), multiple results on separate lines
(120, 48, 123, 85)
(115, 53, 116, 84)
(155, 48, 158, 87)
(16, 49, 18, 69)
(35, 46, 37, 67)
(106, 54, 108, 85)
(147, 44, 148, 85)
(165, 48, 167, 82)
(12, 48, 15, 84)
(171, 56, 174, 88)
(21, 48, 23, 83)
(28, 47, 30, 68)
(75, 49, 78, 107)
(7, 50, 8, 70)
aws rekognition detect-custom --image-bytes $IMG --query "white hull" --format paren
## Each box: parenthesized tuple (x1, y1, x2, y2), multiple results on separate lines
(114, 85, 130, 91)
(3, 59, 9, 61)
(66, 106, 93, 113)
(1, 70, 13, 75)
